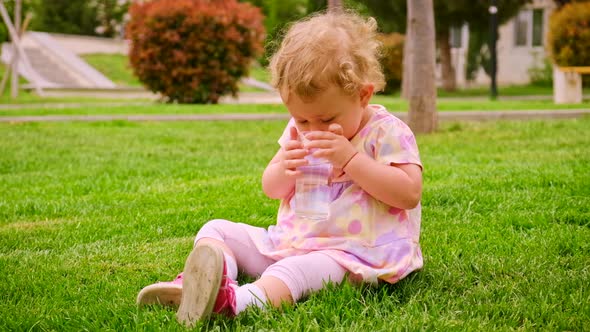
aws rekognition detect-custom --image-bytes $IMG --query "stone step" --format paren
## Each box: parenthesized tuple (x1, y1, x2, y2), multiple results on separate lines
(1, 32, 117, 89)
(24, 47, 81, 86)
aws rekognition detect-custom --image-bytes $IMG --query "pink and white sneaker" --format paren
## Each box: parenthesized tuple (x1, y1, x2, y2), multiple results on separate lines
(176, 244, 237, 327)
(136, 273, 184, 307)
(211, 258, 238, 316)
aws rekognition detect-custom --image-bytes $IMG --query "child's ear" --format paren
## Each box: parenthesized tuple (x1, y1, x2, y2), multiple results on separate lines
(359, 84, 374, 108)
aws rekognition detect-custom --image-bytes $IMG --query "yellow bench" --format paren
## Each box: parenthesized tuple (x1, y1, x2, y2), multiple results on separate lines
(558, 66, 590, 74)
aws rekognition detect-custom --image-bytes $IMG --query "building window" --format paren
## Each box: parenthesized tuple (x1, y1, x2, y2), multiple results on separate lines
(514, 11, 529, 46)
(450, 26, 463, 48)
(514, 8, 545, 47)
(532, 9, 544, 47)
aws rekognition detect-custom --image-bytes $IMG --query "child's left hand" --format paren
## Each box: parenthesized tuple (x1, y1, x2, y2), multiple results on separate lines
(303, 124, 358, 170)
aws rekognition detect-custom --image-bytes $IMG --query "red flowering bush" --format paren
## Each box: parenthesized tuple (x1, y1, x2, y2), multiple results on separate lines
(127, 0, 265, 103)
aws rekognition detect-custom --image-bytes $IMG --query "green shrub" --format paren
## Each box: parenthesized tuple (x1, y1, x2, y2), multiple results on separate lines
(528, 53, 553, 87)
(248, 0, 308, 66)
(547, 2, 590, 66)
(30, 1, 101, 36)
(126, 0, 265, 104)
(377, 33, 404, 94)
(0, 1, 36, 43)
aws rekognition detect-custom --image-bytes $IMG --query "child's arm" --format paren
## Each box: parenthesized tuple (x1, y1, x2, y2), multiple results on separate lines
(343, 154, 422, 210)
(304, 124, 422, 210)
(262, 127, 308, 199)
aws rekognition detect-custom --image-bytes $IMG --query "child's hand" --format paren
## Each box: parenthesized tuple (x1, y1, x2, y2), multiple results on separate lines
(304, 124, 358, 170)
(281, 126, 309, 176)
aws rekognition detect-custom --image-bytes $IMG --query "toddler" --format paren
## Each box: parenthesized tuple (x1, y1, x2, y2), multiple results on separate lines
(137, 11, 424, 328)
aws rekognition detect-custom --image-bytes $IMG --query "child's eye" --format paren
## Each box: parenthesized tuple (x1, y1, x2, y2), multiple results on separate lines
(322, 117, 335, 123)
(297, 120, 308, 124)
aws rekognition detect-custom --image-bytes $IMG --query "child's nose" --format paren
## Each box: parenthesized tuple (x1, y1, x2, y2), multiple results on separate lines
(309, 123, 328, 132)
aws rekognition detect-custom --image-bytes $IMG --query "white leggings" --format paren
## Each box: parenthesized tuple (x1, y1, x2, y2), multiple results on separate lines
(194, 219, 347, 302)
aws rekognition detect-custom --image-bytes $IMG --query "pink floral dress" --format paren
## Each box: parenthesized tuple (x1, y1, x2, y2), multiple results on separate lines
(245, 104, 423, 284)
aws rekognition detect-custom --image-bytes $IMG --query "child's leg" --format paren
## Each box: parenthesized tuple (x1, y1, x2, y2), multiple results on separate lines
(194, 219, 277, 278)
(137, 219, 274, 308)
(177, 219, 292, 326)
(252, 252, 347, 308)
(179, 250, 347, 315)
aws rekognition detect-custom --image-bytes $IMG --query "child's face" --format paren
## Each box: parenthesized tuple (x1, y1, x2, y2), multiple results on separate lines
(283, 85, 373, 140)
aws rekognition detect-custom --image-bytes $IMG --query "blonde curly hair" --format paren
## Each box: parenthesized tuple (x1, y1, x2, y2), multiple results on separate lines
(269, 11, 385, 101)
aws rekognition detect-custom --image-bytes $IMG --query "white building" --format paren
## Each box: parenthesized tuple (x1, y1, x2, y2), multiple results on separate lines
(448, 0, 556, 87)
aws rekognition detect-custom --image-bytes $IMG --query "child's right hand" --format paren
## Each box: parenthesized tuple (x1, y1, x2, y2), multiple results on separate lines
(281, 126, 309, 176)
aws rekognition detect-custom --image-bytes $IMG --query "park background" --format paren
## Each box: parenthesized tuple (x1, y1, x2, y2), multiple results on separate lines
(0, 0, 588, 330)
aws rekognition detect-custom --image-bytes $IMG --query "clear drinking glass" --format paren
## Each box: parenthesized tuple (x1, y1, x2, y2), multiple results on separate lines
(294, 133, 333, 221)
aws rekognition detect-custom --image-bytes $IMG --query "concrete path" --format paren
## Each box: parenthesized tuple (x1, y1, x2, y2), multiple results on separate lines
(1, 109, 588, 123)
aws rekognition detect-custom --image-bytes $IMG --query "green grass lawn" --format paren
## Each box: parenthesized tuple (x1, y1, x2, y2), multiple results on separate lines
(41, 53, 590, 97)
(0, 62, 149, 104)
(0, 91, 151, 105)
(436, 84, 590, 97)
(0, 95, 589, 117)
(79, 54, 268, 92)
(249, 63, 271, 83)
(77, 53, 589, 98)
(79, 54, 269, 91)
(1, 57, 589, 111)
(81, 54, 143, 87)
(2, 54, 590, 107)
(1, 116, 588, 330)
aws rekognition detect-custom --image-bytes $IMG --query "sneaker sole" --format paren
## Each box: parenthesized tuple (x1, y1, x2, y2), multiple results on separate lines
(176, 244, 223, 327)
(136, 283, 182, 308)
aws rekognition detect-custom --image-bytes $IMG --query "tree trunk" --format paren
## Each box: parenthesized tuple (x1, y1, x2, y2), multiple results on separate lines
(438, 31, 457, 92)
(407, 0, 437, 134)
(328, 0, 342, 12)
(401, 12, 412, 100)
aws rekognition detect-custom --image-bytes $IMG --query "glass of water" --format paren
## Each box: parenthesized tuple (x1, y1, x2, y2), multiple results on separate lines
(294, 133, 333, 221)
